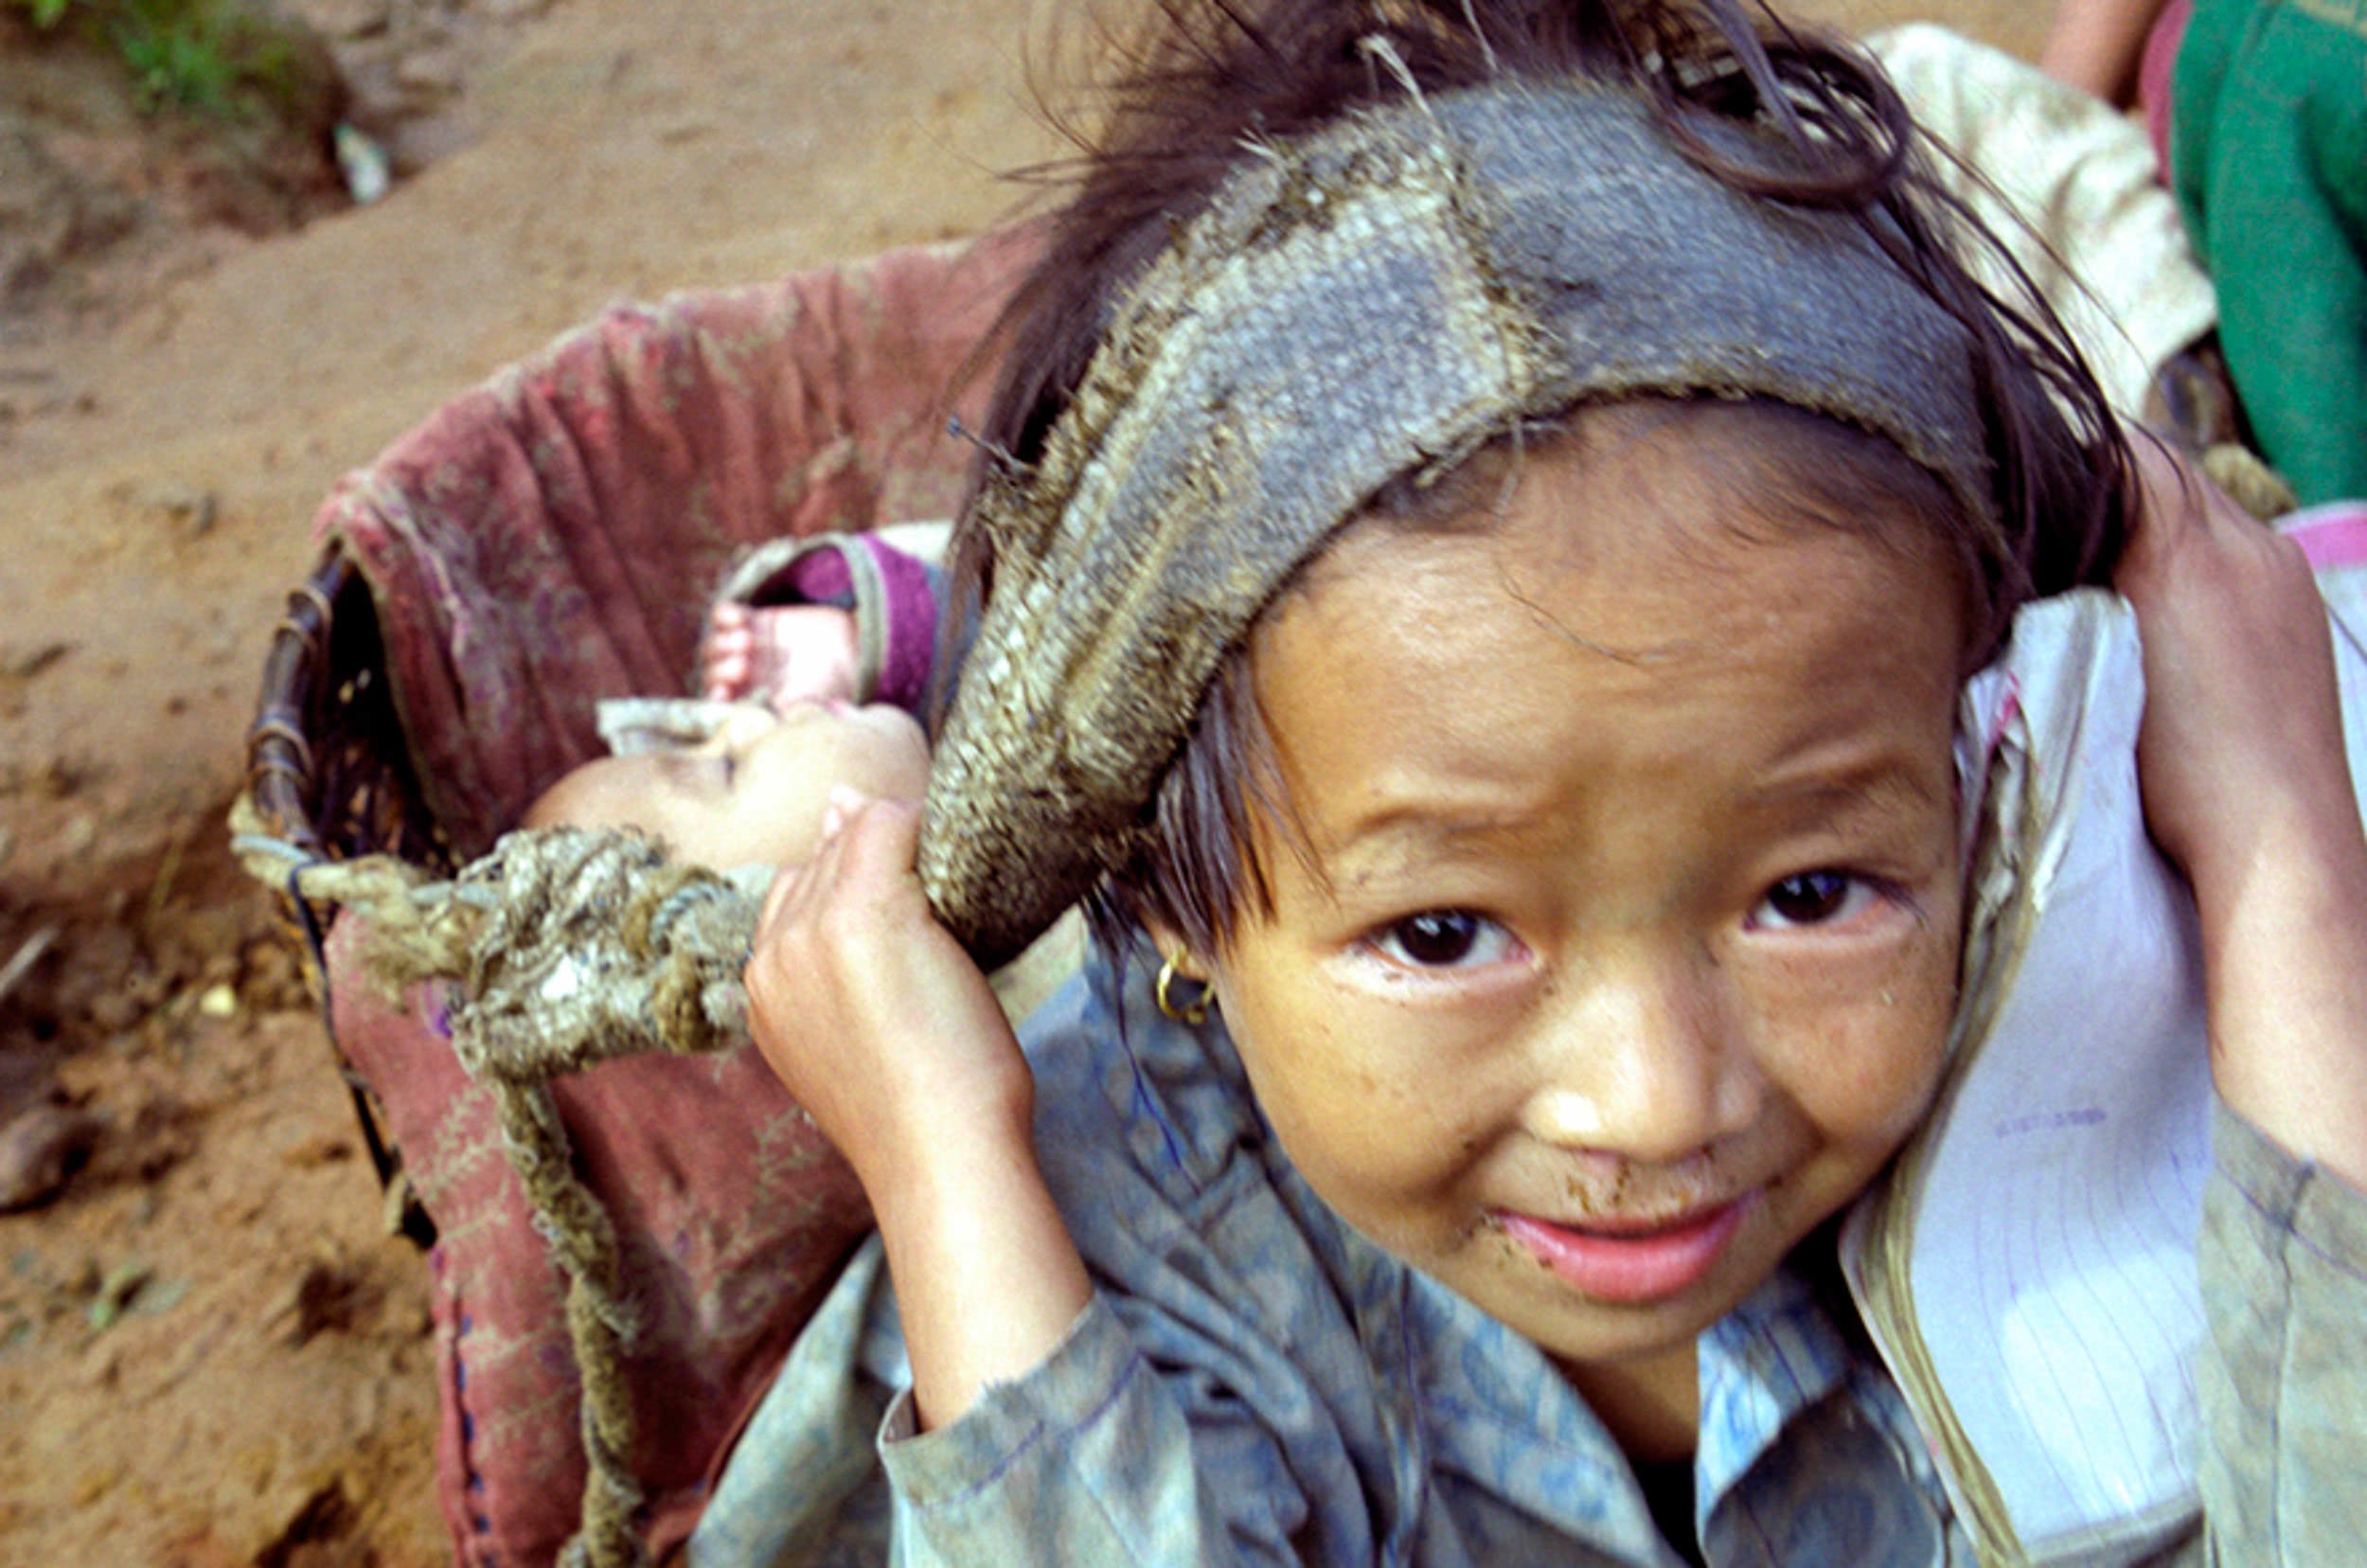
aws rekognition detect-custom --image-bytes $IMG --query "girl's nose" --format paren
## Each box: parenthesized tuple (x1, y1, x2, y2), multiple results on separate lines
(1519, 947, 1762, 1164)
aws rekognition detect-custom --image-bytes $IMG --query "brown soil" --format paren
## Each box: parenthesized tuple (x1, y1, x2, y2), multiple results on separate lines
(0, 1, 2044, 1561)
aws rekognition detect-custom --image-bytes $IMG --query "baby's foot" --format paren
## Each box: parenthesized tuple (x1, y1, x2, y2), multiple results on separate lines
(702, 601, 863, 710)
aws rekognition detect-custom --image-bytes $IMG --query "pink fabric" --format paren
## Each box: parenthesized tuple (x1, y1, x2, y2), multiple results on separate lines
(316, 228, 1036, 857)
(2285, 502, 2367, 570)
(308, 232, 1038, 1564)
(868, 538, 941, 712)
(2139, 0, 2192, 182)
(756, 535, 941, 711)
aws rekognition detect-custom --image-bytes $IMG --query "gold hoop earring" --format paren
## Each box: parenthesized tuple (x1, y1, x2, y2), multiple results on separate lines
(1155, 953, 1214, 1025)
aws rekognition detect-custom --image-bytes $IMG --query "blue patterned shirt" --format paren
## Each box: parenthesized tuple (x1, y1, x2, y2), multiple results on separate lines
(690, 941, 2367, 1567)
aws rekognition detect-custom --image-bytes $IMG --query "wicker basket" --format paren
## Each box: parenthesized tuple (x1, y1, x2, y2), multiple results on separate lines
(245, 547, 451, 880)
(241, 547, 452, 1240)
(229, 233, 1041, 1568)
(235, 231, 1035, 1257)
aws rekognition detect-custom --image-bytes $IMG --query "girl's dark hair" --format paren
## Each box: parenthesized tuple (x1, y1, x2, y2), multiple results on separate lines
(946, 0, 2139, 958)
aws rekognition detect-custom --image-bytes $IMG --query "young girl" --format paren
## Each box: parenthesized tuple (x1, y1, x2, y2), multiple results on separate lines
(710, 2, 2367, 1561)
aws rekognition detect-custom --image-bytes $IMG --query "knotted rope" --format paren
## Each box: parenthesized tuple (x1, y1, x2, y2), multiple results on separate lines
(238, 820, 769, 1568)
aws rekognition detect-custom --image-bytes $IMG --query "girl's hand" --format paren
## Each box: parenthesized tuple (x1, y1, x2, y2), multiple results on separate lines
(742, 789, 1032, 1202)
(742, 790, 1093, 1427)
(2117, 437, 2367, 1188)
(2117, 439, 2356, 895)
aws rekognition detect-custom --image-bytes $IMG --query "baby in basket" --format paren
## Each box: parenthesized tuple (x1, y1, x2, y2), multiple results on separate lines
(516, 527, 1086, 1020)
(521, 695, 930, 875)
(525, 527, 938, 867)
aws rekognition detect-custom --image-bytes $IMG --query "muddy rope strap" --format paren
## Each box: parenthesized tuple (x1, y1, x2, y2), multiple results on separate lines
(235, 820, 766, 1568)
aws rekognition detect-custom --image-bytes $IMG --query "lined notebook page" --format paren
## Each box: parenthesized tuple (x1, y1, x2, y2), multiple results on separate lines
(1913, 646, 2209, 1554)
(1879, 575, 2367, 1563)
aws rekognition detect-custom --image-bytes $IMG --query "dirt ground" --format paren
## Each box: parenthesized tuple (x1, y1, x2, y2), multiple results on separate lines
(0, 1, 2045, 1561)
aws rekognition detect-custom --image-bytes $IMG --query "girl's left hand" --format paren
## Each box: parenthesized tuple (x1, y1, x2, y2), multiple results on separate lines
(741, 789, 1035, 1199)
(2116, 436, 2367, 1188)
(2116, 439, 2355, 894)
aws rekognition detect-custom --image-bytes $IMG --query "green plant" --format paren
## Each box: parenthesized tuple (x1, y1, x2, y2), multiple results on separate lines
(112, 0, 238, 114)
(6, 0, 313, 118)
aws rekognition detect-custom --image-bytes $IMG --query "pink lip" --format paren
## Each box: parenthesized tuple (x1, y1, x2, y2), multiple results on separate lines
(1498, 1196, 1753, 1304)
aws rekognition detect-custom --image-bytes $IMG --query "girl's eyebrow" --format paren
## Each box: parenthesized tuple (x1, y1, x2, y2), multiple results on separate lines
(1321, 754, 1948, 853)
(1310, 799, 1557, 877)
(1741, 755, 1949, 819)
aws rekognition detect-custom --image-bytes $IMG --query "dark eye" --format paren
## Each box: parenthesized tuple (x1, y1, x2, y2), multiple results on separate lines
(1752, 871, 1872, 930)
(1371, 910, 1513, 970)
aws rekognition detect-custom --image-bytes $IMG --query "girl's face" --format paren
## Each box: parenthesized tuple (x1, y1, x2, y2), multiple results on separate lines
(1191, 423, 1967, 1423)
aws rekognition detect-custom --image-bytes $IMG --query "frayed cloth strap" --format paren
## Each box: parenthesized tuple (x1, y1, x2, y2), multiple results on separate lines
(917, 80, 1998, 967)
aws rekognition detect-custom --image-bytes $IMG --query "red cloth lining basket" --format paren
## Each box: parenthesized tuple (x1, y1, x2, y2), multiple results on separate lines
(240, 228, 1034, 1567)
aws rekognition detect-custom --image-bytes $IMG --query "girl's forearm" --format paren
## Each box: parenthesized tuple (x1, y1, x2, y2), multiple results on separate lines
(2194, 805, 2367, 1194)
(871, 1119, 1095, 1433)
(2112, 439, 2367, 1193)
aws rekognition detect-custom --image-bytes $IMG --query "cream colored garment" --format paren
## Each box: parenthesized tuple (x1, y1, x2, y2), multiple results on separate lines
(1846, 556, 2367, 1566)
(1872, 24, 2217, 423)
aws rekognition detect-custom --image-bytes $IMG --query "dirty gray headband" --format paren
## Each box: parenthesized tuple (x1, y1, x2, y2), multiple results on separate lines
(919, 79, 1994, 967)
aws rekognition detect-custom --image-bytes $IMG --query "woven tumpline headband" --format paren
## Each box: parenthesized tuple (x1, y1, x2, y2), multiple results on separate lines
(919, 77, 1998, 968)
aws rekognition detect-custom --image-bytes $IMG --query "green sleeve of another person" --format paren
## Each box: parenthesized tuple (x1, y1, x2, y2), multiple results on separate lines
(2173, 0, 2367, 507)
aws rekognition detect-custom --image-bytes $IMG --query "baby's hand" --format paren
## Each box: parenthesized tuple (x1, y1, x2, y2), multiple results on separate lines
(2118, 436, 2367, 1187)
(703, 602, 862, 710)
(741, 789, 1034, 1203)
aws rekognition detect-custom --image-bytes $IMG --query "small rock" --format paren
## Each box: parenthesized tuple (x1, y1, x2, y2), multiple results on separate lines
(197, 982, 239, 1019)
(16, 756, 81, 800)
(60, 813, 97, 856)
(253, 1476, 355, 1568)
(332, 123, 391, 205)
(394, 46, 464, 97)
(0, 923, 54, 1007)
(279, 1132, 353, 1168)
(135, 483, 217, 539)
(288, 1258, 366, 1345)
(0, 642, 69, 680)
(304, 0, 392, 39)
(0, 1102, 104, 1213)
(86, 1259, 151, 1331)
